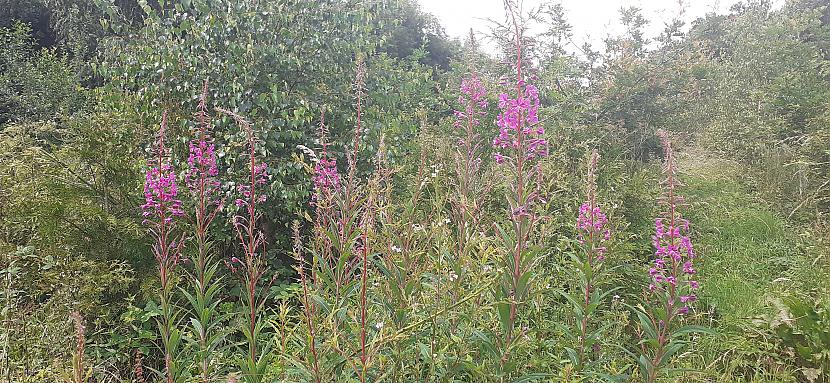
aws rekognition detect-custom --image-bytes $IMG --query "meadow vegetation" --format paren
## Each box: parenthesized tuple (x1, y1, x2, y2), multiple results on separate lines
(1, 0, 829, 382)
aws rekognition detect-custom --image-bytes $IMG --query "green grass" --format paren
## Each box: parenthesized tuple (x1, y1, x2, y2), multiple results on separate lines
(670, 153, 829, 382)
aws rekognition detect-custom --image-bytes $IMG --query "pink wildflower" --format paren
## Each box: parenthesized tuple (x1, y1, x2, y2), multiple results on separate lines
(649, 130, 699, 315)
(142, 111, 184, 223)
(492, 82, 547, 162)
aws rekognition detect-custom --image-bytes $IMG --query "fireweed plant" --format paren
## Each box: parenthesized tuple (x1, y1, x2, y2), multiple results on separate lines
(451, 36, 490, 260)
(124, 47, 717, 383)
(215, 107, 272, 383)
(560, 149, 615, 373)
(425, 36, 495, 377)
(292, 219, 321, 383)
(141, 111, 186, 383)
(289, 58, 495, 381)
(295, 110, 356, 381)
(182, 80, 225, 383)
(489, 2, 549, 372)
(292, 57, 386, 382)
(634, 130, 710, 382)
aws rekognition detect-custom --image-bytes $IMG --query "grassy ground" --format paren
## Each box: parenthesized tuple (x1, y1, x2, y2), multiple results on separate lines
(671, 152, 830, 382)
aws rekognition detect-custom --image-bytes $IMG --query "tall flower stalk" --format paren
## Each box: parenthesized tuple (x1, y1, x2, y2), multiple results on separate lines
(311, 110, 340, 206)
(451, 38, 489, 258)
(491, 1, 548, 369)
(307, 109, 342, 294)
(294, 57, 380, 381)
(351, 56, 374, 383)
(562, 149, 612, 371)
(294, 110, 341, 383)
(635, 130, 706, 382)
(292, 220, 321, 383)
(358, 194, 373, 383)
(183, 80, 224, 383)
(444, 33, 493, 372)
(216, 108, 270, 383)
(313, 57, 366, 305)
(141, 111, 185, 383)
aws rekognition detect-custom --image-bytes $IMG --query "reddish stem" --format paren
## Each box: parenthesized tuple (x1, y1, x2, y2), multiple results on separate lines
(505, 0, 526, 352)
(648, 138, 680, 383)
(360, 225, 369, 383)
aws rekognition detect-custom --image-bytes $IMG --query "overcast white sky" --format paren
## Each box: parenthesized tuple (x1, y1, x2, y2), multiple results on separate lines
(417, 0, 782, 52)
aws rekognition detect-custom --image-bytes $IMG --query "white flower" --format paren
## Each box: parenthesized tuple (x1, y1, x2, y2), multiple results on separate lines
(448, 271, 458, 281)
(412, 224, 424, 232)
(295, 144, 319, 162)
(443, 218, 451, 225)
(375, 322, 384, 330)
(391, 245, 402, 253)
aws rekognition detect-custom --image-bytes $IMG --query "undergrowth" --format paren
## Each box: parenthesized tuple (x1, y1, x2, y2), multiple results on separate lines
(675, 152, 829, 382)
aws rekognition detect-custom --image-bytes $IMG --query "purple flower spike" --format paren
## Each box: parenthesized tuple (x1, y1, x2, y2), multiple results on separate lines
(142, 111, 184, 222)
(648, 130, 700, 315)
(575, 150, 610, 265)
(313, 157, 340, 192)
(492, 82, 546, 161)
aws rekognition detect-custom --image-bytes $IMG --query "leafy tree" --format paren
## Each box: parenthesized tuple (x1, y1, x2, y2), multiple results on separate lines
(96, 0, 448, 262)
(0, 22, 85, 125)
